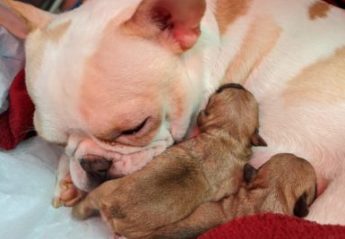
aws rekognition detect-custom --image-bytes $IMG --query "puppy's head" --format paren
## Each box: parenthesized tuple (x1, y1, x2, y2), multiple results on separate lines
(245, 153, 317, 217)
(4, 0, 214, 190)
(198, 83, 267, 147)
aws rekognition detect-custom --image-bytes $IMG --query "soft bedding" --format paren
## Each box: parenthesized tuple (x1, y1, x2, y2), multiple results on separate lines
(0, 137, 109, 239)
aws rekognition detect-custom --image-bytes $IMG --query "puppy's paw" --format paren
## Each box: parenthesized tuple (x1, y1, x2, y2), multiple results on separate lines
(72, 202, 95, 220)
(52, 174, 86, 208)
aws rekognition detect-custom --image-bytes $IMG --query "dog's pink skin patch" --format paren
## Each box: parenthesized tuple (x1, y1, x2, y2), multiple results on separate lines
(187, 126, 201, 138)
(317, 176, 328, 197)
(173, 27, 201, 51)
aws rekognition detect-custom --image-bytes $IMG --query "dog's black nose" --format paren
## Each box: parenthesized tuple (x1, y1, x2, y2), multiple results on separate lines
(80, 156, 112, 182)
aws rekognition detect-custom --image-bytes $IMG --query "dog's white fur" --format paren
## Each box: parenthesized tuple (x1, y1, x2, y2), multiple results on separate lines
(3, 0, 345, 224)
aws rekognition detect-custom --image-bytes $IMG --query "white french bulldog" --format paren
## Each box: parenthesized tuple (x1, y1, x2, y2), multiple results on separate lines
(2, 0, 345, 225)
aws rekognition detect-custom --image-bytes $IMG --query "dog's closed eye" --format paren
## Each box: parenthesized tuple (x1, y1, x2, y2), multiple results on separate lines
(122, 117, 149, 136)
(98, 117, 150, 143)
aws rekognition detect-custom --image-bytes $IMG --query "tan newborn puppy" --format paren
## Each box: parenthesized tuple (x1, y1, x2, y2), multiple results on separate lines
(72, 83, 266, 238)
(149, 153, 317, 239)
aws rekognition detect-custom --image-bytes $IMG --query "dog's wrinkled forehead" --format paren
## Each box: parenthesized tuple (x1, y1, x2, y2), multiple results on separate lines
(27, 0, 146, 92)
(24, 0, 178, 142)
(8, 0, 207, 145)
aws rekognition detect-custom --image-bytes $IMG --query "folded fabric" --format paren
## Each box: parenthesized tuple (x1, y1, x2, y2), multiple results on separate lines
(0, 26, 25, 113)
(0, 70, 35, 150)
(199, 213, 345, 239)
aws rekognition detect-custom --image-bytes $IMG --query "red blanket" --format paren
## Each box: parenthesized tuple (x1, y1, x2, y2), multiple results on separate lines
(0, 70, 35, 150)
(199, 214, 345, 239)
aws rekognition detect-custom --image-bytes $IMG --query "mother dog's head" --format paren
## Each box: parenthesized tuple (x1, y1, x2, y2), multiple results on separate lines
(5, 0, 215, 190)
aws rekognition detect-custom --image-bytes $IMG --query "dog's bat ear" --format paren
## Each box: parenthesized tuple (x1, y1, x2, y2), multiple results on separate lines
(2, 0, 54, 35)
(293, 192, 309, 218)
(243, 164, 257, 183)
(251, 129, 268, 147)
(124, 0, 206, 53)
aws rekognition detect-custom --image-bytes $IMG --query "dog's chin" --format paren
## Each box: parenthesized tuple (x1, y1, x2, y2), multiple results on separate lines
(67, 133, 174, 192)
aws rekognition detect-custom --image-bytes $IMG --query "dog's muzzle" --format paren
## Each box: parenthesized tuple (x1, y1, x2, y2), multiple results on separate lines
(66, 131, 175, 191)
(80, 155, 112, 183)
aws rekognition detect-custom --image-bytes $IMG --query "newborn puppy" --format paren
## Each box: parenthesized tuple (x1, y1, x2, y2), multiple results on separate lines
(72, 83, 266, 238)
(149, 153, 317, 239)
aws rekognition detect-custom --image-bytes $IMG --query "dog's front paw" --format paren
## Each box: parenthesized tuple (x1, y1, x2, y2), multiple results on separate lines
(52, 174, 86, 208)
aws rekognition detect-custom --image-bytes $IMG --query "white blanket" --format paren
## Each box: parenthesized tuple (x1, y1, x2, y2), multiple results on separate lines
(0, 137, 110, 239)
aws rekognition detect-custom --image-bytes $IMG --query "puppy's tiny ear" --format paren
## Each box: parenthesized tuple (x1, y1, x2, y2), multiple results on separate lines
(251, 129, 267, 147)
(293, 193, 309, 218)
(243, 164, 258, 183)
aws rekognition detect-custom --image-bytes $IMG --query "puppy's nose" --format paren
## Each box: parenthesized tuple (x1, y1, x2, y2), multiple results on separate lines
(80, 156, 112, 182)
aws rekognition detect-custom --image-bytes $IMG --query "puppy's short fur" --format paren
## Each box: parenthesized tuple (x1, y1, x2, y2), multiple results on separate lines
(72, 84, 266, 238)
(148, 153, 317, 239)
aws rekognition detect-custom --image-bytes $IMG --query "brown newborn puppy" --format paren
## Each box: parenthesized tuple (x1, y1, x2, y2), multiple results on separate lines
(72, 83, 266, 238)
(149, 153, 317, 239)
